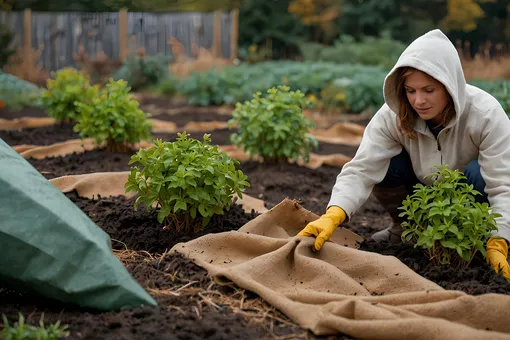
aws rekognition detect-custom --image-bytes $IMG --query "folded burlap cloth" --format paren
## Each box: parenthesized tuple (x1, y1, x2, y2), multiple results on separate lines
(170, 199, 510, 340)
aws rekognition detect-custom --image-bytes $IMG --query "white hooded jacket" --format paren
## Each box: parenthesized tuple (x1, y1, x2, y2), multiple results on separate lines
(328, 29, 510, 241)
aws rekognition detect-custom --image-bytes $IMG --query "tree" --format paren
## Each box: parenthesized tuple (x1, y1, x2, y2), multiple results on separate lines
(440, 0, 485, 32)
(288, 0, 341, 43)
(340, 0, 448, 44)
(238, 0, 305, 59)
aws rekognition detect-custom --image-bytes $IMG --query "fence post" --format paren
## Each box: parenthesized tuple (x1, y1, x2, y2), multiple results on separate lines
(230, 8, 239, 61)
(119, 8, 128, 60)
(213, 10, 221, 58)
(23, 8, 31, 80)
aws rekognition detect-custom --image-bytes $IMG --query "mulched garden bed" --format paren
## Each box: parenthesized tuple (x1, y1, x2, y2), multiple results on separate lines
(1, 98, 509, 340)
(0, 122, 77, 146)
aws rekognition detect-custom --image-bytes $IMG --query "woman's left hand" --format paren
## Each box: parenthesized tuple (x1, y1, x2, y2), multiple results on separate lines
(486, 236, 510, 280)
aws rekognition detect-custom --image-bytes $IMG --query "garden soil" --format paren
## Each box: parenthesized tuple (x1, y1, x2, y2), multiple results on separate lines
(1, 101, 509, 340)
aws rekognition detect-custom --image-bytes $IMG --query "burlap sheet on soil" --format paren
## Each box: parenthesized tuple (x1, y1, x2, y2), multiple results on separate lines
(0, 117, 56, 130)
(169, 199, 510, 340)
(49, 172, 268, 214)
(13, 138, 352, 169)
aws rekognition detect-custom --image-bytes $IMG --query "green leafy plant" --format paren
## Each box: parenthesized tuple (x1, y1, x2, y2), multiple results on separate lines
(113, 54, 172, 91)
(41, 67, 97, 122)
(1, 313, 69, 340)
(74, 78, 152, 152)
(125, 132, 250, 233)
(156, 75, 179, 96)
(228, 85, 318, 163)
(399, 165, 501, 268)
(0, 71, 43, 110)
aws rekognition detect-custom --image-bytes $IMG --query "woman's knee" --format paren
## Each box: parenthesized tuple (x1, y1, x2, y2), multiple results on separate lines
(376, 148, 418, 188)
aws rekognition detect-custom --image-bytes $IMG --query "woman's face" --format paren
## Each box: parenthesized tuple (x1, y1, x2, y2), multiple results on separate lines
(404, 70, 450, 124)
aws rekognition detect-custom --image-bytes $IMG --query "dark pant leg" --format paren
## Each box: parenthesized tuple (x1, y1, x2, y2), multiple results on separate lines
(463, 160, 489, 203)
(375, 147, 420, 190)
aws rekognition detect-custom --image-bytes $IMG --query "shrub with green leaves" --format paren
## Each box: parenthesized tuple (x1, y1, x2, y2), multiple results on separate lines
(113, 54, 172, 91)
(228, 85, 318, 163)
(125, 132, 250, 233)
(74, 78, 152, 152)
(399, 165, 501, 268)
(41, 67, 97, 122)
(0, 71, 43, 110)
(1, 313, 69, 340)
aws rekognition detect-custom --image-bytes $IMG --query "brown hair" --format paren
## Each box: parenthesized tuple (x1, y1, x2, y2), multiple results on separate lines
(395, 67, 456, 139)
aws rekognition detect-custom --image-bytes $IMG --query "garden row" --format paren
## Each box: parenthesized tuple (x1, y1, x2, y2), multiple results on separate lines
(2, 60, 510, 118)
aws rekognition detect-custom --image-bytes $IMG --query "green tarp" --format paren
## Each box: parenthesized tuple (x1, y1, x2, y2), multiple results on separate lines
(0, 138, 157, 310)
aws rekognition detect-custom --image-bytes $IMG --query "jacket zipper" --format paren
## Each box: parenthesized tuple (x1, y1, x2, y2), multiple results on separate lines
(436, 131, 444, 165)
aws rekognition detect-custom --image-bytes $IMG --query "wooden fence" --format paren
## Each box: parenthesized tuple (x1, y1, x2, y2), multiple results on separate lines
(0, 9, 239, 72)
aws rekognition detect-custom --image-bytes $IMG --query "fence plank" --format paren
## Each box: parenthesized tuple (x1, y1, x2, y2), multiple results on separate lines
(0, 10, 233, 72)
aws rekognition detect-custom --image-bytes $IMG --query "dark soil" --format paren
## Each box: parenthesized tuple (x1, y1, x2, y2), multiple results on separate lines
(0, 253, 307, 340)
(0, 106, 48, 119)
(151, 110, 232, 126)
(360, 239, 510, 295)
(0, 122, 78, 146)
(66, 191, 258, 254)
(28, 149, 134, 179)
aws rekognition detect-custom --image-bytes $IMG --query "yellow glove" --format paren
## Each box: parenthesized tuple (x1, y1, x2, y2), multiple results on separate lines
(486, 236, 510, 280)
(298, 206, 346, 251)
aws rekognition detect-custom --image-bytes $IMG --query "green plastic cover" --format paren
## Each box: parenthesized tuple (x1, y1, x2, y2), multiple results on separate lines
(0, 138, 157, 310)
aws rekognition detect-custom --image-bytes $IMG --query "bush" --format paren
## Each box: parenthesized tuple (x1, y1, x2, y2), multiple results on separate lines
(156, 75, 179, 96)
(298, 34, 407, 69)
(113, 54, 172, 91)
(125, 132, 250, 233)
(228, 85, 318, 163)
(399, 165, 501, 268)
(41, 67, 97, 122)
(177, 61, 389, 114)
(0, 71, 43, 110)
(74, 79, 152, 151)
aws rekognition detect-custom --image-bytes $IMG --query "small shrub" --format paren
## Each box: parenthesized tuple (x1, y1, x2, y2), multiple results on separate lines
(41, 67, 97, 122)
(0, 71, 43, 110)
(156, 75, 179, 96)
(113, 54, 172, 91)
(125, 132, 250, 233)
(74, 78, 152, 152)
(228, 85, 318, 163)
(399, 165, 501, 268)
(1, 313, 69, 340)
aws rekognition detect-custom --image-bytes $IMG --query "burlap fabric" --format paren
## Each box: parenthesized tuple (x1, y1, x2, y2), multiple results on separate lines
(170, 199, 510, 340)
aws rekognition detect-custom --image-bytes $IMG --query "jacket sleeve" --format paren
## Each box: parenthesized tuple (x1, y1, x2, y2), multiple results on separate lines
(327, 106, 403, 220)
(478, 106, 510, 242)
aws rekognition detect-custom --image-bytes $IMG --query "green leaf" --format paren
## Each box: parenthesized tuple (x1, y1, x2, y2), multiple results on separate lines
(174, 200, 187, 212)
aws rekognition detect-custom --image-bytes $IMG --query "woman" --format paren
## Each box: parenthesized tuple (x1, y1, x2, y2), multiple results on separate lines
(298, 29, 510, 279)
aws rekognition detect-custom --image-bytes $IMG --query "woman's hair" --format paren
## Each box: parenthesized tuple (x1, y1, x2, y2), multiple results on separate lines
(395, 67, 456, 139)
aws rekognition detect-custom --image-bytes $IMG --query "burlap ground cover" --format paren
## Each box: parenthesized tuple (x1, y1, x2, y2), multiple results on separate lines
(1, 101, 510, 340)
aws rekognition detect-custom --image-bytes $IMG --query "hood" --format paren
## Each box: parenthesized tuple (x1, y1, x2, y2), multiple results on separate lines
(383, 29, 467, 127)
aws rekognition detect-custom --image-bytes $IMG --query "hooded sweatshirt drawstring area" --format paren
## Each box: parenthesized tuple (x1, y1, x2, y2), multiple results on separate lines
(327, 29, 510, 242)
